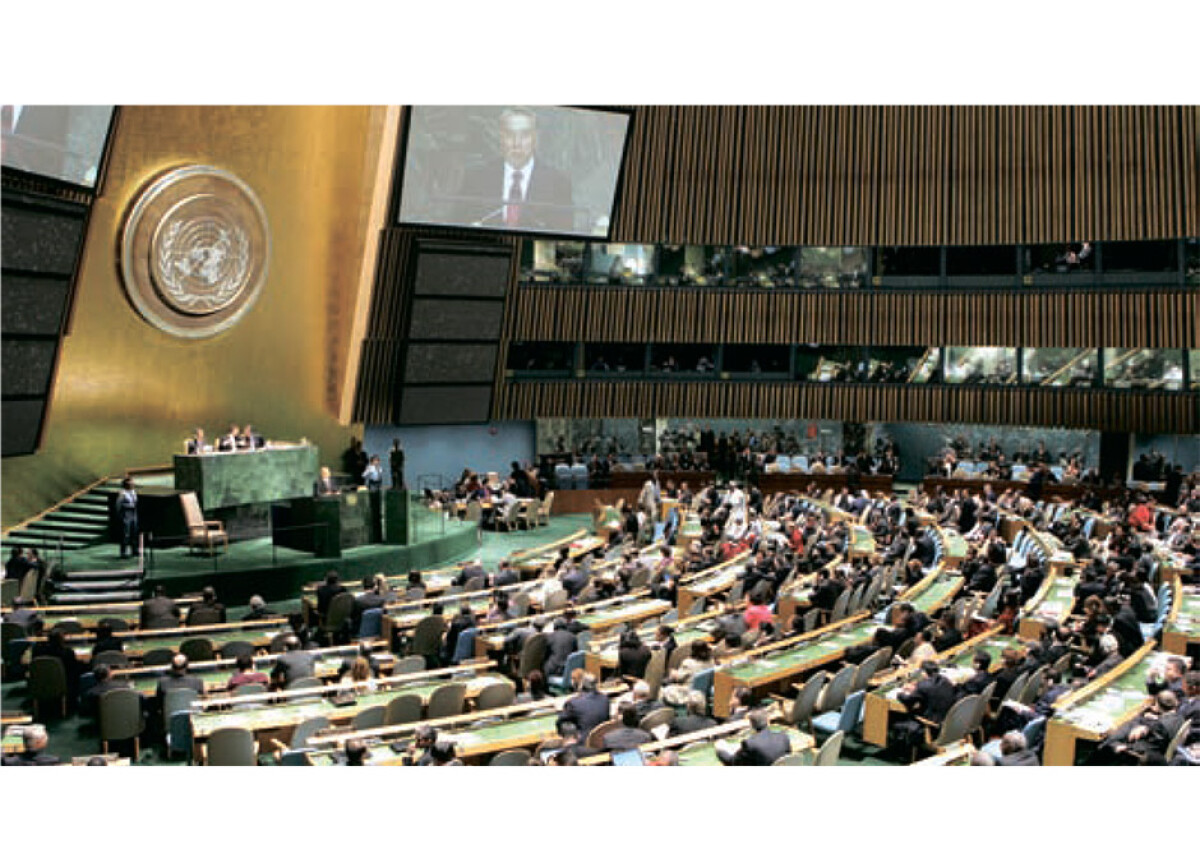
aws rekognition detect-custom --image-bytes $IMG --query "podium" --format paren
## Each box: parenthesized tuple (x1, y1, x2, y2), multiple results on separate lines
(271, 490, 376, 558)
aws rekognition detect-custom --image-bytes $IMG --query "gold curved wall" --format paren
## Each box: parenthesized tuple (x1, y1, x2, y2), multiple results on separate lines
(2, 106, 395, 527)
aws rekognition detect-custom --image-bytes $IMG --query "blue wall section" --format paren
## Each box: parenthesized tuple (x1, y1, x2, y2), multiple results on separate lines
(1133, 433, 1200, 475)
(364, 422, 537, 491)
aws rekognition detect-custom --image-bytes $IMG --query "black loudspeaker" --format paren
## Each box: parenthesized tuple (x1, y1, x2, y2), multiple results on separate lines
(1099, 432, 1130, 484)
(393, 237, 512, 424)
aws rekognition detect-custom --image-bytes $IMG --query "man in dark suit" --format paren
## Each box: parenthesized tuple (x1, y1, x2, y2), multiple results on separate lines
(543, 620, 578, 678)
(80, 663, 132, 717)
(271, 635, 316, 686)
(185, 586, 226, 625)
(115, 477, 139, 559)
(603, 704, 654, 752)
(717, 709, 791, 766)
(453, 559, 486, 588)
(155, 654, 204, 726)
(315, 571, 345, 623)
(492, 560, 520, 588)
(894, 661, 959, 754)
(455, 107, 573, 232)
(668, 690, 717, 736)
(3, 597, 42, 634)
(350, 577, 386, 635)
(140, 586, 180, 630)
(558, 673, 609, 739)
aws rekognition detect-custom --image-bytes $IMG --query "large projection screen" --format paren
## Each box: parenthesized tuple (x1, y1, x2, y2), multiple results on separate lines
(1, 105, 116, 188)
(398, 106, 630, 239)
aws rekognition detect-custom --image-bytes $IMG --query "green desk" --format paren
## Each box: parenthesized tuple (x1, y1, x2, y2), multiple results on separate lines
(1044, 645, 1161, 766)
(191, 672, 508, 758)
(306, 709, 560, 765)
(175, 445, 319, 510)
(907, 573, 964, 617)
(861, 631, 1024, 747)
(272, 492, 374, 558)
(676, 724, 812, 766)
(1162, 589, 1199, 656)
(713, 618, 878, 718)
(62, 620, 290, 664)
(1020, 574, 1078, 640)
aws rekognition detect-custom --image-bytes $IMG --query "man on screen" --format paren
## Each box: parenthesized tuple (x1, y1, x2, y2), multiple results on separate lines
(456, 107, 573, 232)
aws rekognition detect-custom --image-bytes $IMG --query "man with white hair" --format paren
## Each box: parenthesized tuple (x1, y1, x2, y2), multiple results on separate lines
(996, 730, 1039, 766)
(1, 724, 59, 766)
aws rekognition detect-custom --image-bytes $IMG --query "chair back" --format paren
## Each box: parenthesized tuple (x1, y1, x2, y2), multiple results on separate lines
(166, 708, 194, 760)
(791, 670, 828, 728)
(667, 641, 692, 671)
(836, 689, 866, 735)
(979, 577, 1007, 619)
(219, 640, 255, 660)
(393, 655, 427, 676)
(475, 680, 517, 710)
(99, 687, 144, 744)
(970, 682, 996, 732)
(464, 501, 483, 524)
(1022, 714, 1048, 753)
(179, 637, 215, 662)
(92, 649, 131, 670)
(427, 681, 467, 719)
(463, 575, 486, 593)
(932, 695, 979, 748)
(323, 592, 355, 634)
(18, 569, 40, 601)
(29, 656, 67, 704)
(847, 584, 866, 614)
(53, 619, 84, 635)
(830, 589, 851, 623)
(180, 492, 206, 530)
(489, 749, 533, 766)
(813, 729, 844, 765)
(358, 607, 384, 639)
(817, 663, 857, 713)
(727, 580, 745, 605)
(1164, 719, 1192, 762)
(352, 704, 388, 731)
(553, 650, 587, 694)
(999, 670, 1029, 705)
(639, 706, 676, 733)
(234, 683, 266, 696)
(290, 715, 330, 748)
(688, 596, 707, 617)
(0, 579, 17, 606)
(803, 608, 823, 633)
(450, 627, 479, 665)
(412, 615, 446, 658)
(163, 686, 198, 720)
(690, 667, 715, 701)
(385, 693, 423, 726)
(539, 491, 554, 522)
(851, 647, 891, 692)
(1017, 668, 1044, 705)
(510, 592, 532, 618)
(544, 589, 569, 611)
(206, 726, 256, 766)
(772, 751, 812, 766)
(644, 648, 668, 700)
(286, 676, 323, 691)
(188, 609, 222, 626)
(585, 718, 622, 750)
(141, 648, 176, 668)
(517, 632, 547, 678)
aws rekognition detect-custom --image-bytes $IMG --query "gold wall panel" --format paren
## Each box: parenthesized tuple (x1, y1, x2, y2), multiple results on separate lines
(3, 106, 395, 528)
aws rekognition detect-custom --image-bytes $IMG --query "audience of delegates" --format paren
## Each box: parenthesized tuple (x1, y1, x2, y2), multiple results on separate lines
(4, 447, 1195, 769)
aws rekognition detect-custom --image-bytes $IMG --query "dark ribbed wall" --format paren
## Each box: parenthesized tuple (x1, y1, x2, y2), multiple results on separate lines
(353, 106, 1200, 431)
(505, 287, 1199, 349)
(497, 382, 1198, 434)
(609, 106, 1198, 246)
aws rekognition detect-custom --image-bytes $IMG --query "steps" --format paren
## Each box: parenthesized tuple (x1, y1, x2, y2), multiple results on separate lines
(47, 564, 145, 605)
(2, 483, 119, 552)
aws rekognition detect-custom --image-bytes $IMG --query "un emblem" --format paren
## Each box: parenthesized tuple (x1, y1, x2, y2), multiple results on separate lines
(120, 165, 270, 338)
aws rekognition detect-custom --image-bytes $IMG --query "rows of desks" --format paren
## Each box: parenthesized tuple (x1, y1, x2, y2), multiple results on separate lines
(1043, 641, 1162, 766)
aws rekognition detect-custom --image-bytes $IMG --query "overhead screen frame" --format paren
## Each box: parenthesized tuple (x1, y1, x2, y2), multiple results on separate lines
(390, 104, 636, 243)
(0, 105, 121, 196)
